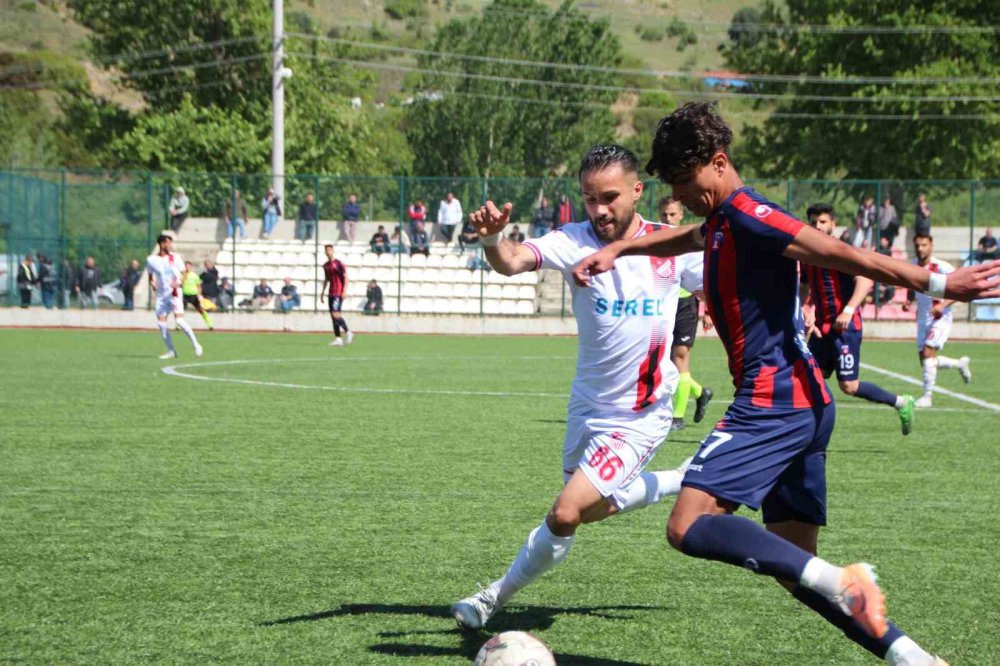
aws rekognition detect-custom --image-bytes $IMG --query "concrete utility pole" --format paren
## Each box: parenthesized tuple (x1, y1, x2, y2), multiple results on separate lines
(272, 0, 292, 205)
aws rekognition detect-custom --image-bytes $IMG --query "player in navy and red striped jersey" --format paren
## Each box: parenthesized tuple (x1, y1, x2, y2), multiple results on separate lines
(801, 203, 915, 435)
(321, 244, 353, 346)
(573, 103, 998, 666)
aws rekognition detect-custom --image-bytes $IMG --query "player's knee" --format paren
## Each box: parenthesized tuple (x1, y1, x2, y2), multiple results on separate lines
(666, 514, 692, 550)
(839, 380, 858, 395)
(547, 504, 582, 532)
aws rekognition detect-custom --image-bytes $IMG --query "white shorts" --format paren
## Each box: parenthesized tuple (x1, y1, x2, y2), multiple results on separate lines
(155, 294, 184, 317)
(562, 406, 671, 510)
(917, 313, 952, 351)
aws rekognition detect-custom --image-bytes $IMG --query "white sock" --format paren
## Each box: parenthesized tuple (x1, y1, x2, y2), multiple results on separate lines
(921, 358, 938, 394)
(936, 355, 960, 369)
(617, 469, 684, 514)
(894, 395, 907, 409)
(799, 557, 844, 599)
(885, 635, 935, 666)
(176, 318, 199, 346)
(158, 322, 175, 352)
(492, 520, 574, 605)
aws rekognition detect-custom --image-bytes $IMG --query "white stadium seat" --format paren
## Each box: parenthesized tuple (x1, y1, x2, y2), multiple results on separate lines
(501, 284, 520, 299)
(484, 284, 503, 299)
(434, 283, 453, 298)
(463, 299, 481, 315)
(419, 282, 437, 298)
(401, 282, 419, 297)
(423, 268, 441, 282)
(377, 252, 396, 267)
(500, 300, 517, 315)
(483, 299, 502, 315)
(409, 253, 427, 267)
(361, 253, 378, 267)
(432, 298, 451, 313)
(426, 254, 443, 268)
(452, 283, 470, 298)
(442, 254, 463, 269)
(518, 285, 536, 300)
(516, 300, 535, 315)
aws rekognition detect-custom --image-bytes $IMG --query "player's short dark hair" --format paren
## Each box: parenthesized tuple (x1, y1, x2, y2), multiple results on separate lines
(324, 244, 334, 250)
(578, 144, 639, 179)
(156, 234, 172, 244)
(914, 233, 934, 243)
(645, 102, 733, 184)
(806, 203, 835, 220)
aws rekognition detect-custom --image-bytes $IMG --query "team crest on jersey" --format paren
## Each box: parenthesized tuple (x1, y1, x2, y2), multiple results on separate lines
(841, 345, 850, 355)
(754, 204, 773, 218)
(654, 256, 676, 280)
(711, 231, 724, 250)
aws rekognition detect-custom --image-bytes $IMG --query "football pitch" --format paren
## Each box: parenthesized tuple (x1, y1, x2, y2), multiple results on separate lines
(2, 328, 998, 665)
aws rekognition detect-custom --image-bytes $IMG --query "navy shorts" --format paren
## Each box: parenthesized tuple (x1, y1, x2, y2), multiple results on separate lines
(809, 327, 862, 381)
(682, 399, 835, 526)
(328, 295, 343, 313)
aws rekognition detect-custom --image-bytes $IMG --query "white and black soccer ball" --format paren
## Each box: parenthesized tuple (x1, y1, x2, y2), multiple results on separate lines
(472, 631, 556, 666)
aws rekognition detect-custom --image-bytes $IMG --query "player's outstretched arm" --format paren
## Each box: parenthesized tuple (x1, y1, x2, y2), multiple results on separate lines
(572, 224, 704, 287)
(475, 201, 538, 276)
(785, 225, 1000, 302)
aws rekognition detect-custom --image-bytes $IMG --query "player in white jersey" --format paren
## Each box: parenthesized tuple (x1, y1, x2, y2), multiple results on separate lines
(902, 234, 970, 407)
(450, 145, 699, 630)
(147, 234, 203, 359)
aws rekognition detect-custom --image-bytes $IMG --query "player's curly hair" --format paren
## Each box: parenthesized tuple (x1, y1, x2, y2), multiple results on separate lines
(578, 144, 639, 179)
(645, 102, 732, 184)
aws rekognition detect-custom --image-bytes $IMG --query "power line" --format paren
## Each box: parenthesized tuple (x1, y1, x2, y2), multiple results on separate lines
(287, 52, 1000, 105)
(289, 33, 1000, 87)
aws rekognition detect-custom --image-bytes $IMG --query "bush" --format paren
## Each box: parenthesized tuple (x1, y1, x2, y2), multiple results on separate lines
(384, 0, 427, 20)
(637, 25, 664, 42)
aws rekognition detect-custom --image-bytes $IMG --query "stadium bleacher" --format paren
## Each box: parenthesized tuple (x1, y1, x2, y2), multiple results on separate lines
(215, 239, 539, 315)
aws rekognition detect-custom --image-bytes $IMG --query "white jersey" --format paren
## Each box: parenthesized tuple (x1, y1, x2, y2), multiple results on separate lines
(523, 218, 699, 418)
(146, 251, 183, 299)
(912, 256, 955, 325)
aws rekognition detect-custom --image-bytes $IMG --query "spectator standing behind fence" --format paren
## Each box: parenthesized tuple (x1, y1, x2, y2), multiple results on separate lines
(410, 221, 430, 256)
(508, 224, 525, 244)
(218, 277, 235, 312)
(342, 193, 361, 242)
(437, 192, 462, 243)
(370, 225, 391, 254)
(297, 192, 318, 241)
(169, 187, 190, 232)
(261, 187, 282, 240)
(532, 197, 556, 238)
(16, 254, 37, 308)
(879, 195, 899, 248)
(555, 193, 574, 231)
(279, 277, 300, 312)
(407, 200, 427, 239)
(200, 259, 220, 307)
(914, 192, 932, 237)
(76, 256, 101, 309)
(854, 194, 876, 248)
(978, 229, 998, 262)
(61, 258, 74, 308)
(363, 279, 383, 315)
(38, 254, 57, 309)
(224, 190, 249, 239)
(119, 259, 141, 310)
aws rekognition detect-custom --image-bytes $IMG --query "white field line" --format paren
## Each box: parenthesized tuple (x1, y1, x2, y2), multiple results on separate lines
(860, 362, 1000, 414)
(161, 357, 995, 414)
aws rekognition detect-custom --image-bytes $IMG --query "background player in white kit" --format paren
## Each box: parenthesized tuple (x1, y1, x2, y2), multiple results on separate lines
(450, 145, 701, 630)
(147, 234, 203, 359)
(902, 234, 971, 407)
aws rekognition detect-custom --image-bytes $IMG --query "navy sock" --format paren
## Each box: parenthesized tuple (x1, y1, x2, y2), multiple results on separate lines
(679, 514, 812, 581)
(854, 381, 897, 407)
(333, 319, 341, 336)
(792, 585, 905, 658)
(340, 318, 349, 332)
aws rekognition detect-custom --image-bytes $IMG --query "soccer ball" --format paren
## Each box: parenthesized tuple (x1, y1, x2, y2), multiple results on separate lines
(472, 631, 556, 666)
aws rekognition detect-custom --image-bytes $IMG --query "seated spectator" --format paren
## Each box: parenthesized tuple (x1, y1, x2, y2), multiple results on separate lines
(278, 277, 300, 312)
(508, 224, 525, 244)
(363, 279, 384, 315)
(252, 279, 274, 309)
(169, 186, 190, 231)
(370, 225, 391, 254)
(458, 221, 480, 251)
(977, 228, 998, 261)
(532, 197, 555, 238)
(410, 222, 430, 256)
(218, 277, 235, 312)
(389, 225, 409, 254)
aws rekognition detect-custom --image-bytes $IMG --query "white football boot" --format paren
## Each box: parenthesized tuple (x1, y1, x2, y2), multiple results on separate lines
(451, 583, 500, 630)
(958, 356, 971, 384)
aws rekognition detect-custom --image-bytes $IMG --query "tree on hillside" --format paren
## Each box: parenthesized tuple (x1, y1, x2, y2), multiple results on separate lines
(724, 0, 999, 179)
(404, 0, 622, 177)
(68, 0, 271, 117)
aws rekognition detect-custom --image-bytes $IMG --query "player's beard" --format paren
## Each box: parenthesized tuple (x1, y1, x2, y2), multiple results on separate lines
(589, 204, 636, 244)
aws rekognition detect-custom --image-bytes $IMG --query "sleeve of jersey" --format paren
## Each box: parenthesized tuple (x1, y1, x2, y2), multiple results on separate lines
(727, 203, 804, 256)
(678, 251, 704, 293)
(522, 229, 577, 272)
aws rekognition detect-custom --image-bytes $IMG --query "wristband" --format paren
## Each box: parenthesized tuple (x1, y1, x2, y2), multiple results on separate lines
(841, 306, 855, 315)
(481, 232, 501, 247)
(926, 271, 947, 299)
